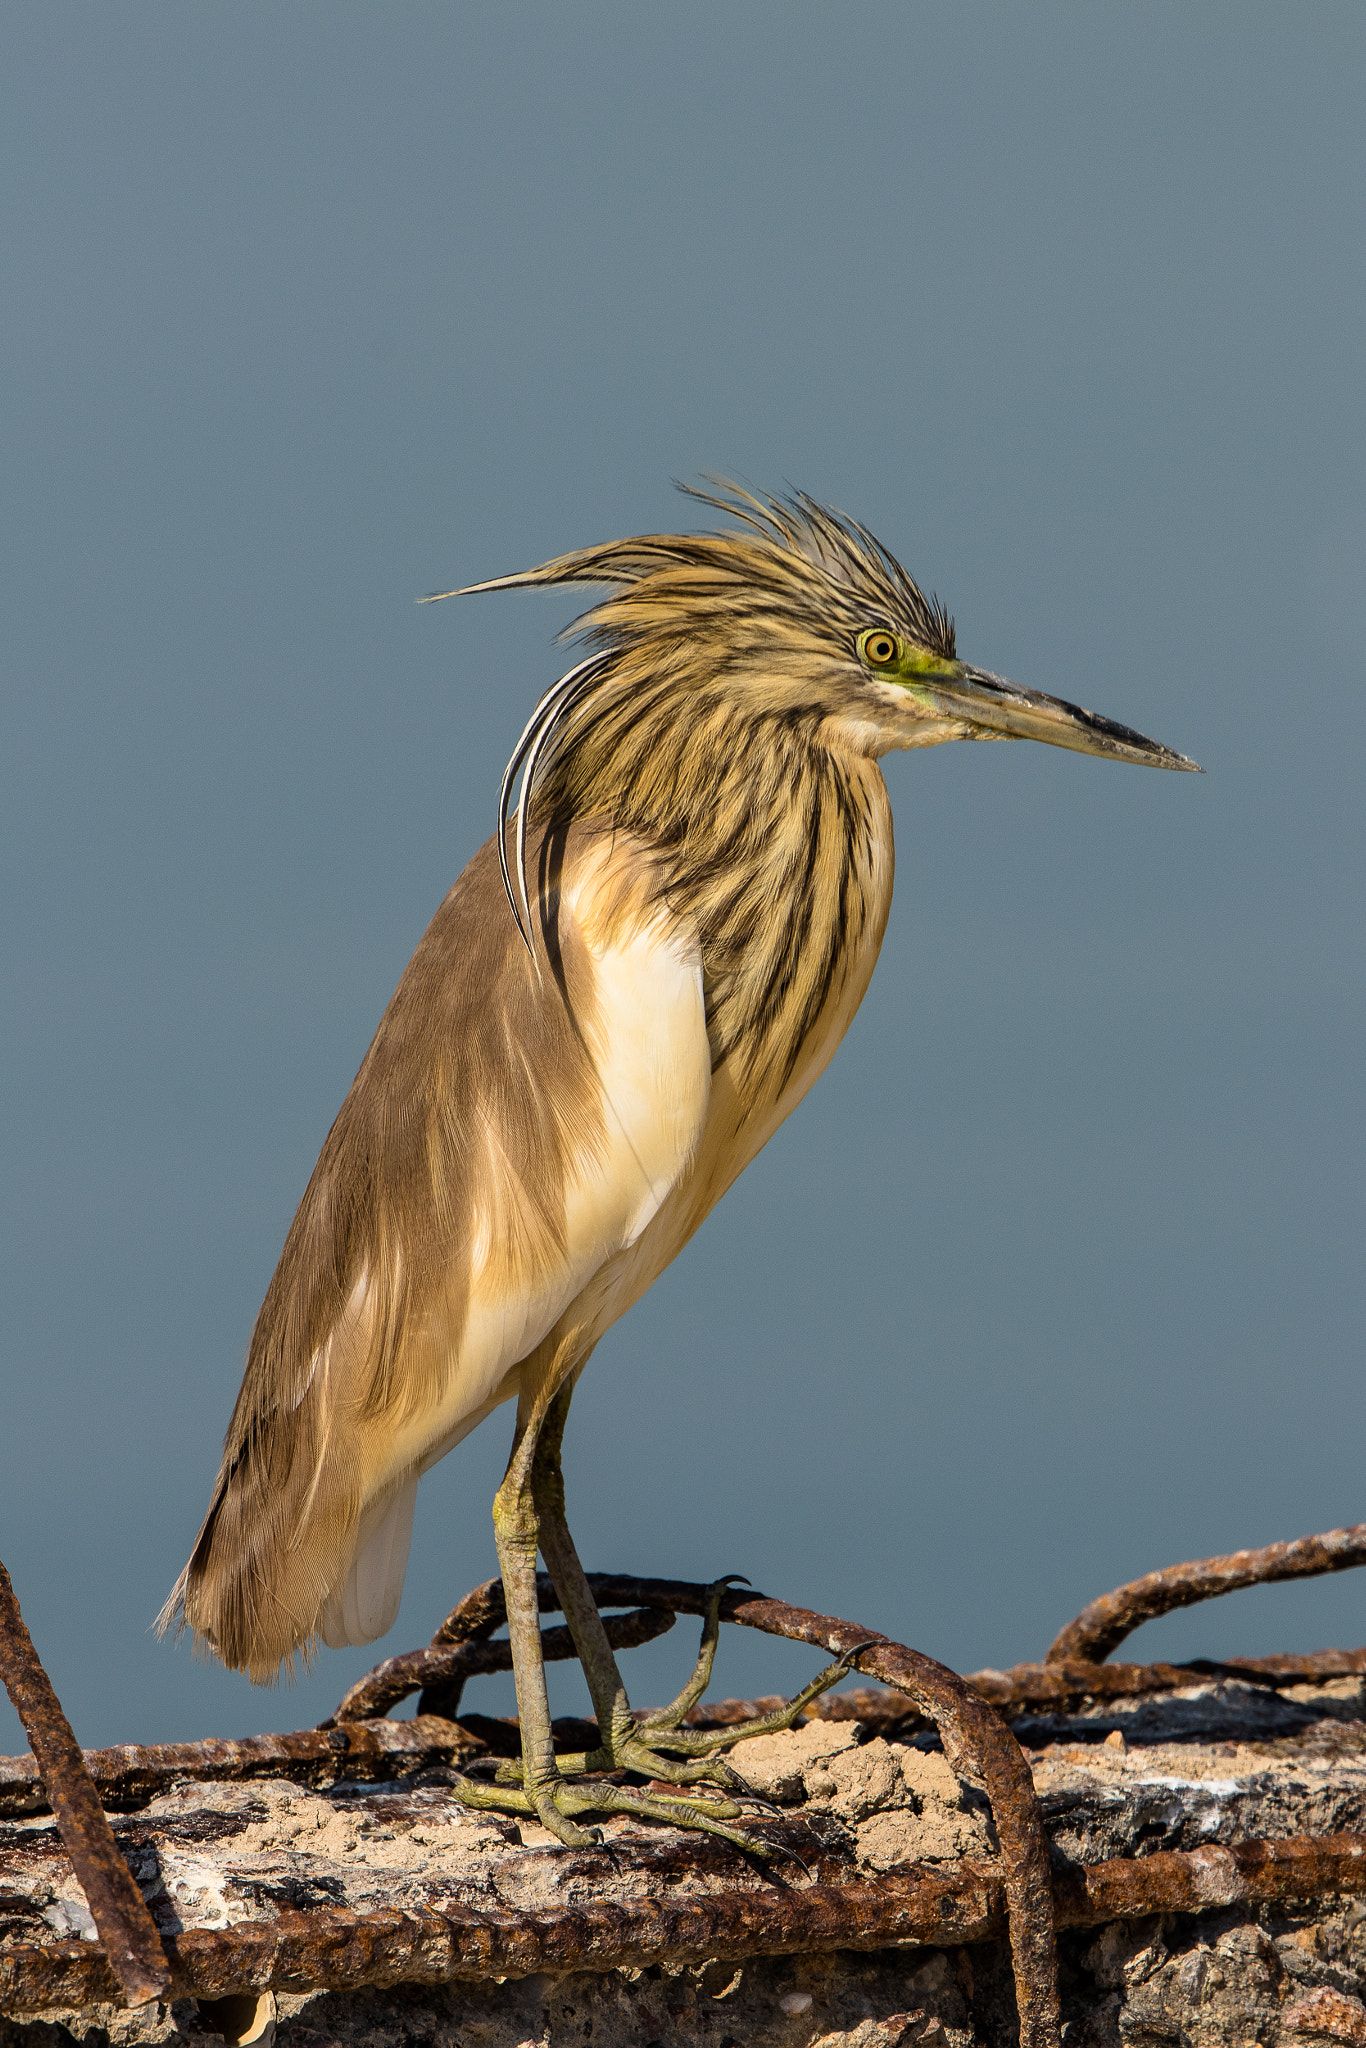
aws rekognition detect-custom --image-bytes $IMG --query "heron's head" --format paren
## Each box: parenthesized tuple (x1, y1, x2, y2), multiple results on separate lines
(431, 481, 1199, 774)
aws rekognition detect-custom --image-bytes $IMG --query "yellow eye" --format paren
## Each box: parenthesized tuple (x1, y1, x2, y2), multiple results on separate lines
(860, 629, 901, 668)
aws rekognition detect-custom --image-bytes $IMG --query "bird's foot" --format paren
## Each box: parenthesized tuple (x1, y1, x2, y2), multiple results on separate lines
(449, 1762, 768, 1854)
(456, 1582, 869, 1853)
(578, 1576, 872, 1777)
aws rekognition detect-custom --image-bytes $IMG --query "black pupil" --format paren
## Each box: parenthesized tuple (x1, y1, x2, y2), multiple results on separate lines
(873, 638, 891, 660)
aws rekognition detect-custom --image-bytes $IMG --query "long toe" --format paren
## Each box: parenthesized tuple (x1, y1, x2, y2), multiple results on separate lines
(448, 1770, 602, 1850)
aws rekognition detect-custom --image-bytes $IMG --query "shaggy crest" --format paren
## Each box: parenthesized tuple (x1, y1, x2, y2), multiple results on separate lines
(427, 482, 954, 958)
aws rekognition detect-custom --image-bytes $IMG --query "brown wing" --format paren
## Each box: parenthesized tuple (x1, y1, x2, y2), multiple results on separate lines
(160, 828, 712, 1680)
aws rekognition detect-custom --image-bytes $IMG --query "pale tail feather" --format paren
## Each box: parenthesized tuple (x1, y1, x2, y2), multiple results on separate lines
(317, 1474, 417, 1649)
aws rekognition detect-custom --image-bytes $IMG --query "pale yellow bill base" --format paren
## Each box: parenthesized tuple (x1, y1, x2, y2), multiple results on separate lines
(930, 666, 1202, 772)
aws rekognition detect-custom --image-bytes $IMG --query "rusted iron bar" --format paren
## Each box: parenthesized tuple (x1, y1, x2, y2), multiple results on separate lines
(0, 1714, 487, 1822)
(975, 1649, 1363, 1713)
(835, 1646, 1366, 1733)
(706, 1649, 1359, 1737)
(4, 1831, 1365, 2016)
(0, 1559, 169, 2006)
(331, 1602, 674, 1725)
(718, 1585, 1060, 2048)
(430, 1575, 511, 1646)
(332, 1576, 693, 1723)
(1047, 1524, 1366, 1666)
(1224, 1648, 1366, 1682)
(6, 1640, 1360, 1826)
(1053, 1831, 1366, 1921)
(346, 1574, 1366, 1738)
(335, 1573, 1059, 2048)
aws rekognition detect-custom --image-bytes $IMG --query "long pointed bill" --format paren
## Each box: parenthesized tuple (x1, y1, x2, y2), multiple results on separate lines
(918, 665, 1202, 772)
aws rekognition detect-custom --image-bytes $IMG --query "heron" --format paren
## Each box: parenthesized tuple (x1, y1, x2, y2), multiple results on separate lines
(163, 484, 1198, 1850)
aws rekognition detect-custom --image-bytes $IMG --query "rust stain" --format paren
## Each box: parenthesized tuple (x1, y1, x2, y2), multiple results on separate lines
(0, 1560, 169, 2006)
(4, 1832, 1366, 2016)
(4, 1528, 1366, 2031)
(1046, 1524, 1366, 1665)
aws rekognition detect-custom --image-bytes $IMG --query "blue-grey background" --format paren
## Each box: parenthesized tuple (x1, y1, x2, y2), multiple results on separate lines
(3, 3, 1364, 1755)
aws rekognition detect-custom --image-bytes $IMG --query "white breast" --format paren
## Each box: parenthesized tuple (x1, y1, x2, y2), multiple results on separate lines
(318, 885, 714, 1648)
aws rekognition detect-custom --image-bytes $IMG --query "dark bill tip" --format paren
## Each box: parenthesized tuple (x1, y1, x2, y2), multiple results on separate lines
(949, 668, 1202, 773)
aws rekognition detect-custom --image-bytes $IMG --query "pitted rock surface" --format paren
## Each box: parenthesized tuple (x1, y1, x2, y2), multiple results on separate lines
(3, 1674, 1366, 2046)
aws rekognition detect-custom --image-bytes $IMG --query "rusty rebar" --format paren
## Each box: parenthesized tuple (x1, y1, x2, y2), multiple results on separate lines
(1224, 1648, 1366, 1681)
(3, 1830, 1364, 2016)
(430, 1575, 512, 1645)
(718, 1585, 1060, 2048)
(733, 1646, 1366, 1737)
(335, 1569, 1366, 1735)
(1046, 1524, 1366, 1666)
(5, 1642, 1360, 1826)
(337, 1574, 1058, 2048)
(0, 1559, 169, 2006)
(330, 1600, 674, 1725)
(918, 1645, 1366, 1726)
(0, 1713, 488, 1821)
(0, 1539, 1362, 2020)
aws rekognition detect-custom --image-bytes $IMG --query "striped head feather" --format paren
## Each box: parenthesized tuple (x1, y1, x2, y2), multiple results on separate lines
(430, 483, 944, 1092)
(452, 486, 947, 966)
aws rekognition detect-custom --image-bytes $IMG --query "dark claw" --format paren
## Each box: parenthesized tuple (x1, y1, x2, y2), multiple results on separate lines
(762, 1835, 811, 1877)
(834, 1637, 879, 1675)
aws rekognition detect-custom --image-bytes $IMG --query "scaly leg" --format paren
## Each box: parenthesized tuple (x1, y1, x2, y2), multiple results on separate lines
(486, 1380, 864, 1817)
(451, 1369, 770, 1851)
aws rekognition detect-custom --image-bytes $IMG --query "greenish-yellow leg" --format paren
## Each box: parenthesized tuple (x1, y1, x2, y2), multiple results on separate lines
(450, 1379, 860, 1855)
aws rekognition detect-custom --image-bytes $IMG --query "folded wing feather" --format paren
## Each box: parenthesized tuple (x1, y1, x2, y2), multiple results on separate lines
(164, 830, 710, 1679)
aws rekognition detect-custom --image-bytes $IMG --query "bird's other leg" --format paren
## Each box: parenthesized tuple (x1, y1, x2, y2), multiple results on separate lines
(517, 1384, 751, 1803)
(524, 1386, 862, 1793)
(526, 1380, 632, 1751)
(454, 1367, 763, 1852)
